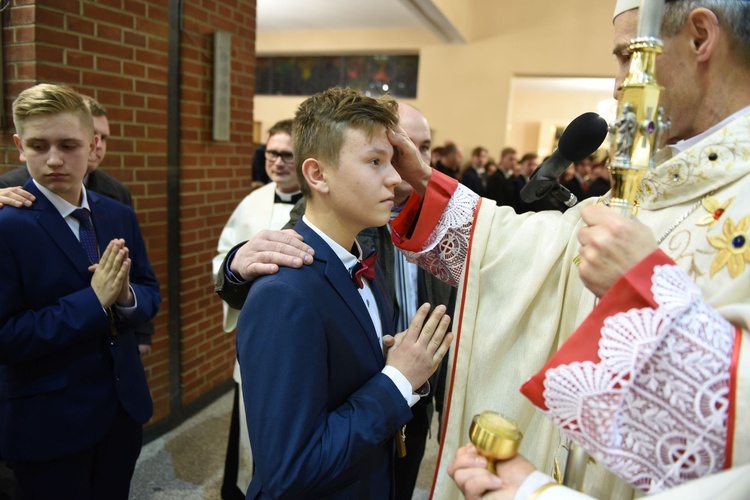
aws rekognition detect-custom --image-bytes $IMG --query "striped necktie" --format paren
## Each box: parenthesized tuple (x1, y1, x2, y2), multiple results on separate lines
(71, 208, 99, 264)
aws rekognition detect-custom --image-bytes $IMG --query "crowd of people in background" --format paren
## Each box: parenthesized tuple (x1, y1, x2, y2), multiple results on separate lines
(399, 139, 613, 215)
(2, 0, 748, 498)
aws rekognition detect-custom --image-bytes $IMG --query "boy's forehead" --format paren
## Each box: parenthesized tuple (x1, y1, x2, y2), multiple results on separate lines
(19, 112, 93, 140)
(345, 123, 388, 139)
(344, 124, 390, 148)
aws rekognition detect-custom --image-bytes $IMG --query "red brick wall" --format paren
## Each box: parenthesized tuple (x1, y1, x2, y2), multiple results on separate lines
(1, 0, 256, 425)
(179, 0, 256, 405)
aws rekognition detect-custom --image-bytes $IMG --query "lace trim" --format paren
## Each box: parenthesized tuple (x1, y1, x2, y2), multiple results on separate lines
(400, 185, 479, 287)
(542, 265, 733, 493)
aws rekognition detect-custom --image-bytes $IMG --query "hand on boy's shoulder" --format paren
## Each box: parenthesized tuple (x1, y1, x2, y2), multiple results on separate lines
(230, 229, 315, 282)
(0, 186, 35, 208)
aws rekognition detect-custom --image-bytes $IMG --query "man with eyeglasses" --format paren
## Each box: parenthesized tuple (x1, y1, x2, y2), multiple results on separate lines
(212, 118, 302, 499)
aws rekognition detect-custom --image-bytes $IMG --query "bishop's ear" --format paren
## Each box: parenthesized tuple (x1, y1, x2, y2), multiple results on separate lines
(686, 7, 720, 62)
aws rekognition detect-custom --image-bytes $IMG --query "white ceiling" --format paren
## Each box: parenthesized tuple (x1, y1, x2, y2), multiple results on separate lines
(254, 3, 614, 96)
(257, 0, 426, 32)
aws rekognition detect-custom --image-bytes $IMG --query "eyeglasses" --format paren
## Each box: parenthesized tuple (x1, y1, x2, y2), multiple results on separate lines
(265, 149, 294, 164)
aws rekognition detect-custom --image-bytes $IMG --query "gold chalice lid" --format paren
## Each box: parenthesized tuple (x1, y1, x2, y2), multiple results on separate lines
(469, 411, 522, 468)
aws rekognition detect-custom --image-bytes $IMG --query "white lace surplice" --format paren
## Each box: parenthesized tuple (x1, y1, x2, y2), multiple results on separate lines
(395, 185, 477, 288)
(541, 264, 734, 494)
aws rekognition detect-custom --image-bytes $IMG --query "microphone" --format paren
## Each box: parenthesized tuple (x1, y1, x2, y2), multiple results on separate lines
(520, 112, 609, 207)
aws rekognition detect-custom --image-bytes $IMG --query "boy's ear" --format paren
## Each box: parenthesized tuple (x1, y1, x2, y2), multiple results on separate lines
(12, 134, 24, 157)
(12, 135, 27, 163)
(302, 158, 329, 195)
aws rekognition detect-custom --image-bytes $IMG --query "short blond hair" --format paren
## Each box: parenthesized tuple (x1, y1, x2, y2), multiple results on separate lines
(293, 87, 399, 197)
(13, 83, 93, 137)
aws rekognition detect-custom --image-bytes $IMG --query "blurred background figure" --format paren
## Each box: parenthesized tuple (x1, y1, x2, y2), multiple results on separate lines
(434, 142, 462, 179)
(460, 146, 489, 196)
(485, 146, 517, 207)
(430, 146, 444, 169)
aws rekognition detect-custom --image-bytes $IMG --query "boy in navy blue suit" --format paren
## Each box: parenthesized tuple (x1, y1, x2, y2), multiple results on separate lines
(237, 87, 453, 499)
(0, 83, 160, 499)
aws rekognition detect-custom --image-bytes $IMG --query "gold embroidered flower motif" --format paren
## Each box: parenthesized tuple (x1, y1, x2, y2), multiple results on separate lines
(696, 196, 734, 228)
(666, 165, 685, 185)
(708, 215, 750, 278)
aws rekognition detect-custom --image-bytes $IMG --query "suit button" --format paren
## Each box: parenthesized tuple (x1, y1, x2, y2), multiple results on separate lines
(115, 373, 121, 381)
(110, 339, 116, 346)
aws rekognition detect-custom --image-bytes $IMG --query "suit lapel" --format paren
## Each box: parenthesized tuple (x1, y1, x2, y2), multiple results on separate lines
(371, 262, 395, 343)
(295, 220, 385, 365)
(25, 182, 92, 280)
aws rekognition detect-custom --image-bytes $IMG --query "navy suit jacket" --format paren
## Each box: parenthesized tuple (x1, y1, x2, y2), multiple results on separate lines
(460, 167, 486, 196)
(237, 219, 413, 500)
(0, 180, 160, 462)
(485, 170, 514, 207)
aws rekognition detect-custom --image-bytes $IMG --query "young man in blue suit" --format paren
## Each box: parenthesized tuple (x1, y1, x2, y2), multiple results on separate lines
(0, 95, 154, 355)
(236, 87, 454, 499)
(0, 83, 160, 499)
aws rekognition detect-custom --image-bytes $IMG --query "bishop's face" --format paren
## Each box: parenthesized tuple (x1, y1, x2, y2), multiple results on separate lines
(612, 9, 702, 145)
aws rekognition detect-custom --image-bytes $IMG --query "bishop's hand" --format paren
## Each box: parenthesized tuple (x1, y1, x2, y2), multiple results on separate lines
(577, 204, 657, 298)
(388, 127, 433, 197)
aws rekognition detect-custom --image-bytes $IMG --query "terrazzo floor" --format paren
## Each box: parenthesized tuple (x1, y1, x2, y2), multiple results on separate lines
(129, 390, 438, 499)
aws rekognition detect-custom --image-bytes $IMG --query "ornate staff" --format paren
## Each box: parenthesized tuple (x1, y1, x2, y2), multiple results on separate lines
(562, 0, 671, 490)
(472, 0, 672, 490)
(608, 0, 670, 217)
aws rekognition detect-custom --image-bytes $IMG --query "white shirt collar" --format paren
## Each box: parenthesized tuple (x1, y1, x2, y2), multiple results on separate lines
(302, 215, 362, 272)
(672, 104, 750, 154)
(32, 179, 91, 217)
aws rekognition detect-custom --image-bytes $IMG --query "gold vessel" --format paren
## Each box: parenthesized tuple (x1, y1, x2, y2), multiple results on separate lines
(468, 411, 523, 474)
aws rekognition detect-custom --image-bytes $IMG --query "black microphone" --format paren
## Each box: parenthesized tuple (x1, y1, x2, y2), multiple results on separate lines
(520, 112, 609, 207)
